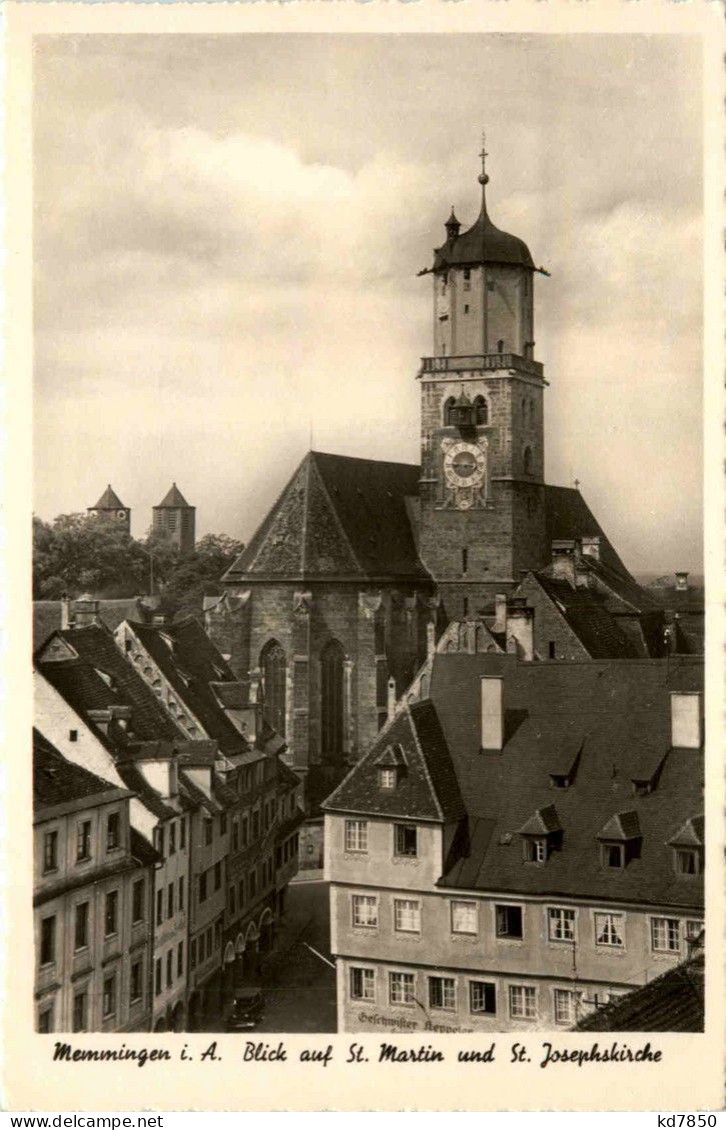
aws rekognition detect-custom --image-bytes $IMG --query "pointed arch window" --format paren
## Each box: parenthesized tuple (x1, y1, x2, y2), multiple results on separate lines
(321, 640, 345, 758)
(444, 397, 456, 426)
(260, 640, 286, 738)
(474, 396, 488, 426)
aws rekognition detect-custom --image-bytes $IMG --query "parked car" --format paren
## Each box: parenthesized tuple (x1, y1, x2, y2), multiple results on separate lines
(226, 987, 265, 1031)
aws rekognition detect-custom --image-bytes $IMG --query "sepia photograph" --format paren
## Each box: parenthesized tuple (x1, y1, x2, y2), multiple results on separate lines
(29, 28, 706, 1052)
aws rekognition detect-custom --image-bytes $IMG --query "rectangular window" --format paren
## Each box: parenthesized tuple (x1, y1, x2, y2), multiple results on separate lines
(169, 822, 176, 856)
(345, 819, 368, 854)
(675, 848, 700, 875)
(178, 941, 184, 979)
(132, 878, 145, 924)
(199, 872, 207, 903)
(104, 890, 118, 936)
(428, 976, 456, 1011)
(351, 894, 378, 929)
(350, 967, 375, 1001)
(180, 819, 186, 850)
(72, 991, 87, 1032)
(548, 907, 576, 943)
(156, 888, 164, 925)
(166, 949, 173, 989)
(495, 905, 523, 939)
(393, 898, 421, 934)
(379, 768, 397, 790)
(451, 900, 477, 935)
(102, 974, 116, 1019)
(241, 816, 249, 847)
(389, 971, 415, 1006)
(106, 812, 121, 851)
(229, 884, 236, 916)
(130, 959, 143, 1004)
(167, 882, 174, 919)
(252, 810, 260, 839)
(204, 819, 213, 846)
(190, 939, 196, 971)
(394, 824, 418, 858)
(462, 547, 468, 574)
(509, 984, 537, 1020)
(214, 861, 222, 891)
(594, 912, 624, 948)
(220, 813, 227, 836)
(232, 819, 239, 853)
(43, 830, 58, 873)
(155, 958, 162, 995)
(40, 915, 56, 965)
(469, 981, 496, 1015)
(38, 1005, 53, 1033)
(249, 870, 256, 898)
(238, 878, 245, 907)
(651, 917, 680, 953)
(553, 988, 581, 1026)
(76, 820, 92, 862)
(548, 641, 556, 660)
(69, 729, 78, 742)
(178, 877, 184, 911)
(74, 901, 89, 950)
(154, 825, 165, 857)
(602, 842, 625, 869)
(525, 837, 547, 864)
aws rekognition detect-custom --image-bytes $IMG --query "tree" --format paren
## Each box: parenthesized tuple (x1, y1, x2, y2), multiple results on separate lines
(156, 533, 244, 620)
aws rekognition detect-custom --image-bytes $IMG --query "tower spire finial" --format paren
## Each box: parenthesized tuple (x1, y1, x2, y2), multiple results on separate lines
(478, 129, 490, 216)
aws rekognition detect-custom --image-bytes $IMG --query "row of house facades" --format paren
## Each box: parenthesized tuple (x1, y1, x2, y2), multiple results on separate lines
(33, 597, 303, 1032)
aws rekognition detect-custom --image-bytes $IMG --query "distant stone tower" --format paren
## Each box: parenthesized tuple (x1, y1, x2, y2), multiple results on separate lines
(88, 485, 130, 533)
(153, 483, 196, 554)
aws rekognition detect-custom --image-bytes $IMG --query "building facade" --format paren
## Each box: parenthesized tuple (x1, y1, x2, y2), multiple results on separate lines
(323, 653, 704, 1033)
(34, 730, 156, 1033)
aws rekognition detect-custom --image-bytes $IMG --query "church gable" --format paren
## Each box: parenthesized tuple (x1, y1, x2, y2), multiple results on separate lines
(303, 458, 362, 576)
(234, 459, 308, 577)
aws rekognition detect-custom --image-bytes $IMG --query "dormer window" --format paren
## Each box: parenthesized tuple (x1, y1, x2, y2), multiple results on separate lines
(597, 811, 641, 869)
(674, 847, 701, 876)
(379, 768, 396, 790)
(518, 804, 562, 865)
(549, 773, 570, 790)
(601, 842, 625, 869)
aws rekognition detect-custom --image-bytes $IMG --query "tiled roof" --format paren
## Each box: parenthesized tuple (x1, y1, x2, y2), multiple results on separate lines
(323, 700, 465, 824)
(33, 728, 125, 813)
(543, 487, 630, 578)
(575, 954, 704, 1032)
(532, 574, 639, 659)
(126, 618, 248, 756)
(155, 483, 192, 509)
(33, 598, 150, 651)
(90, 484, 126, 510)
(37, 625, 181, 744)
(427, 653, 704, 908)
(130, 826, 161, 868)
(223, 451, 429, 583)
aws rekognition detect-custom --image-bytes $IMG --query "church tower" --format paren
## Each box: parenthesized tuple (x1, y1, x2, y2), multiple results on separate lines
(153, 483, 196, 554)
(418, 143, 547, 617)
(88, 484, 130, 534)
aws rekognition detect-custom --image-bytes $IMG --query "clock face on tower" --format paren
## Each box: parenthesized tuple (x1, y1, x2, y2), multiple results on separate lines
(443, 441, 486, 489)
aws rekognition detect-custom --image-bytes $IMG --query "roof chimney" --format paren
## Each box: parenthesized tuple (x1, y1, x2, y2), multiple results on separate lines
(73, 594, 100, 627)
(492, 593, 508, 634)
(387, 676, 397, 721)
(670, 691, 702, 749)
(506, 597, 534, 661)
(60, 593, 72, 631)
(481, 675, 503, 751)
(580, 536, 601, 562)
(551, 540, 577, 588)
(675, 571, 689, 592)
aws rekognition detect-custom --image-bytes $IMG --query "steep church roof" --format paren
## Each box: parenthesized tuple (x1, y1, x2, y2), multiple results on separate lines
(90, 484, 126, 510)
(223, 451, 429, 584)
(155, 482, 192, 508)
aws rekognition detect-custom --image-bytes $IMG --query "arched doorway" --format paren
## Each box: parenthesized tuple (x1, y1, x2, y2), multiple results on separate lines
(260, 640, 287, 737)
(321, 639, 345, 761)
(259, 908, 275, 955)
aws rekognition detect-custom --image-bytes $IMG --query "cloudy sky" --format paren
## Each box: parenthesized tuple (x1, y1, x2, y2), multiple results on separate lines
(33, 33, 702, 573)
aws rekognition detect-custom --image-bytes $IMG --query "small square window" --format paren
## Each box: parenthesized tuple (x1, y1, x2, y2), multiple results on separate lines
(393, 898, 421, 934)
(594, 912, 624, 948)
(495, 905, 523, 939)
(69, 729, 78, 743)
(379, 768, 397, 790)
(394, 824, 418, 858)
(451, 900, 477, 935)
(429, 976, 456, 1011)
(469, 981, 496, 1015)
(509, 984, 536, 1020)
(675, 848, 700, 875)
(389, 971, 415, 1006)
(351, 894, 378, 929)
(547, 907, 576, 943)
(345, 820, 368, 854)
(350, 967, 375, 1001)
(601, 842, 624, 869)
(651, 917, 680, 954)
(553, 988, 581, 1026)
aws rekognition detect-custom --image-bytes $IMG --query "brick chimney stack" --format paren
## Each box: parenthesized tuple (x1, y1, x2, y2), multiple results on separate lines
(551, 540, 577, 588)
